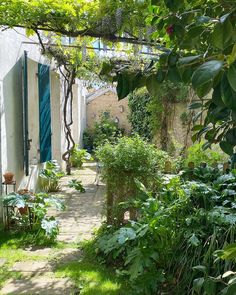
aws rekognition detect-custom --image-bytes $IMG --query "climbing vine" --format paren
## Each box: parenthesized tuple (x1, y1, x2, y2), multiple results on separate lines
(128, 88, 152, 141)
(128, 82, 189, 151)
(35, 31, 102, 173)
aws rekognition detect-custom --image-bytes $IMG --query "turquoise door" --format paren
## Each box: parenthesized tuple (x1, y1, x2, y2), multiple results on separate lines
(38, 63, 52, 163)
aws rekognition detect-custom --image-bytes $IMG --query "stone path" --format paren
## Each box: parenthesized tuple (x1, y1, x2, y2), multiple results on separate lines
(0, 162, 105, 295)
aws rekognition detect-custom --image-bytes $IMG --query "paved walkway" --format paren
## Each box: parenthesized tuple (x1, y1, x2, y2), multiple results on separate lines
(0, 162, 105, 295)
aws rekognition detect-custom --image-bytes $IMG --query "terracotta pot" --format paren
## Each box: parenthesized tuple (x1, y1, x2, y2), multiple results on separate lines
(3, 172, 14, 184)
(18, 206, 28, 215)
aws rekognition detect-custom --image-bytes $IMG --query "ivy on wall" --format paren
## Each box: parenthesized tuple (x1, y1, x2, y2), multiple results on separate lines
(128, 88, 152, 141)
(128, 82, 189, 151)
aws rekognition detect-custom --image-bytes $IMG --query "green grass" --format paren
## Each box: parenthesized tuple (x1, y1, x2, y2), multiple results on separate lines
(55, 256, 128, 294)
(55, 241, 129, 295)
(0, 231, 129, 294)
(0, 229, 77, 249)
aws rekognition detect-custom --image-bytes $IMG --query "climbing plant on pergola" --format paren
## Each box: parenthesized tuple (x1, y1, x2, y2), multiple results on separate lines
(1, 0, 236, 156)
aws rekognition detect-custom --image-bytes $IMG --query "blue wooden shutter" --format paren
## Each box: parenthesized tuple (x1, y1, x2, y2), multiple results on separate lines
(38, 63, 52, 163)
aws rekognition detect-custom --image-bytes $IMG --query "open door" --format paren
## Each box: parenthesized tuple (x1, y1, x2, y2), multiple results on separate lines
(38, 63, 52, 163)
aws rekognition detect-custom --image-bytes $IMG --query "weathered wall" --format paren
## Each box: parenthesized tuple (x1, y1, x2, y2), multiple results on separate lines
(1, 60, 24, 186)
(0, 28, 80, 193)
(77, 80, 87, 147)
(51, 71, 62, 166)
(0, 28, 48, 192)
(28, 59, 40, 165)
(152, 101, 192, 154)
(86, 90, 131, 133)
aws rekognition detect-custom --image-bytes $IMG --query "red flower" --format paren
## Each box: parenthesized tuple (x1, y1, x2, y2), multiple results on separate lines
(166, 25, 174, 35)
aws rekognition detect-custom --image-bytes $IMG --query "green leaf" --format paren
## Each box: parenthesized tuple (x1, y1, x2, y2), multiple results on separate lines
(205, 129, 216, 142)
(192, 265, 207, 274)
(188, 102, 202, 110)
(180, 67, 194, 83)
(192, 61, 223, 97)
(220, 243, 236, 260)
(227, 61, 236, 92)
(168, 53, 179, 66)
(117, 228, 136, 244)
(212, 84, 226, 107)
(196, 81, 213, 98)
(227, 44, 236, 65)
(220, 141, 234, 155)
(159, 53, 169, 66)
(166, 66, 182, 83)
(196, 16, 211, 24)
(204, 278, 216, 295)
(192, 60, 224, 90)
(164, 0, 183, 11)
(156, 70, 164, 83)
(25, 28, 35, 37)
(191, 133, 198, 143)
(221, 73, 236, 110)
(193, 277, 204, 294)
(134, 73, 146, 89)
(222, 271, 236, 278)
(202, 141, 212, 150)
(211, 19, 233, 50)
(189, 233, 200, 246)
(220, 13, 231, 23)
(225, 128, 236, 146)
(116, 72, 137, 100)
(146, 74, 160, 97)
(100, 62, 113, 76)
(211, 23, 224, 50)
(191, 124, 204, 131)
(221, 283, 236, 295)
(178, 55, 202, 66)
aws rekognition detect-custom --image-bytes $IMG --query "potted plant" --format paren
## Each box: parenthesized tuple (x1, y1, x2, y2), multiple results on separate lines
(3, 171, 14, 184)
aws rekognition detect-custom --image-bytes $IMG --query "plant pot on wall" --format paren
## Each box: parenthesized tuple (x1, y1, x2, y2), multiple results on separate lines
(3, 172, 14, 184)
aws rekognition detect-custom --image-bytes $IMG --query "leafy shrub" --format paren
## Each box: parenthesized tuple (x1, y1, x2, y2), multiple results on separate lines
(96, 135, 173, 177)
(3, 192, 64, 240)
(83, 129, 94, 151)
(39, 161, 64, 192)
(95, 168, 236, 294)
(93, 112, 123, 148)
(185, 141, 229, 166)
(68, 179, 86, 192)
(70, 145, 92, 168)
(193, 229, 236, 294)
(96, 135, 179, 225)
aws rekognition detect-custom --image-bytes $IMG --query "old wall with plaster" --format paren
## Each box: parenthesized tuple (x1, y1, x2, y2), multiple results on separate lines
(0, 28, 80, 195)
(86, 89, 131, 134)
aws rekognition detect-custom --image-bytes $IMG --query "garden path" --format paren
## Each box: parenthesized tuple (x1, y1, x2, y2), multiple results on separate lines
(0, 162, 105, 295)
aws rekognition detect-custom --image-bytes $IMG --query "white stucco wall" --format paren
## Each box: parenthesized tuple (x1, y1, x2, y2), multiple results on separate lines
(0, 29, 70, 191)
(51, 72, 62, 165)
(77, 80, 87, 147)
(72, 84, 79, 144)
(0, 28, 82, 205)
(28, 59, 40, 164)
(0, 28, 47, 190)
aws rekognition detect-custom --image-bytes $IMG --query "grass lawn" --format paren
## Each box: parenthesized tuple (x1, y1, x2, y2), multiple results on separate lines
(0, 230, 129, 294)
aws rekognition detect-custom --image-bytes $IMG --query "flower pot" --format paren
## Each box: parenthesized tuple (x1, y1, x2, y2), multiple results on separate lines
(18, 206, 28, 215)
(3, 172, 14, 184)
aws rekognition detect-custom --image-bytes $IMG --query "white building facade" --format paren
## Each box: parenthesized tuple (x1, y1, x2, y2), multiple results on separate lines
(0, 28, 86, 221)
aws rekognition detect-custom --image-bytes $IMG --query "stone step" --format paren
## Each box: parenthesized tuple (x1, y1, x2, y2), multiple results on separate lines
(0, 277, 75, 295)
(11, 261, 52, 273)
